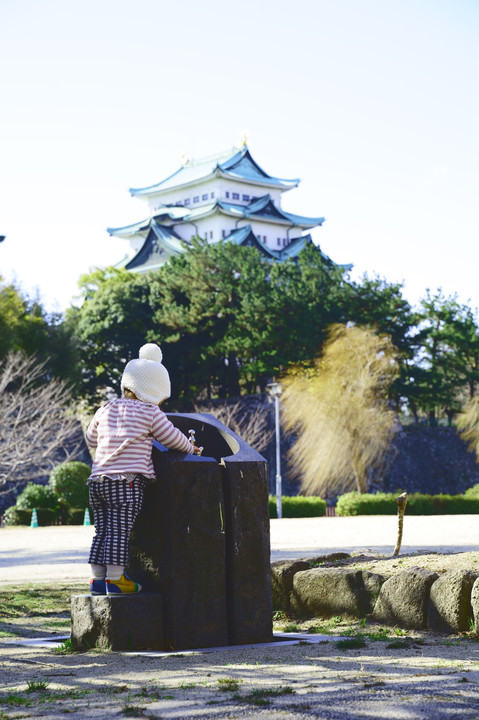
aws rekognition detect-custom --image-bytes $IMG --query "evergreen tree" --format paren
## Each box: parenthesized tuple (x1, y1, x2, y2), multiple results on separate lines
(413, 290, 479, 424)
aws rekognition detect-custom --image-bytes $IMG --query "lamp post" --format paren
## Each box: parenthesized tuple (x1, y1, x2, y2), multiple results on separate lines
(267, 381, 283, 519)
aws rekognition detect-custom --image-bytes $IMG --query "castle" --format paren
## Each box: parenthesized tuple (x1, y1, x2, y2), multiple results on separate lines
(108, 143, 337, 272)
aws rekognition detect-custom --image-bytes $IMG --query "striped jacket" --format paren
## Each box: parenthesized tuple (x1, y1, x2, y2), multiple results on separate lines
(86, 398, 194, 479)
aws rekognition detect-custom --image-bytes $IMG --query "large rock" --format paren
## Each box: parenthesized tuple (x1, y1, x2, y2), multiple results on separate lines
(271, 560, 312, 613)
(271, 554, 350, 613)
(373, 567, 438, 629)
(291, 567, 384, 619)
(71, 594, 163, 651)
(469, 578, 479, 634)
(428, 570, 477, 634)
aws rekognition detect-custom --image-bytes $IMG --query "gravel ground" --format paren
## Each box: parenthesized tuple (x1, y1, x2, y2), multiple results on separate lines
(2, 518, 479, 718)
(2, 631, 479, 719)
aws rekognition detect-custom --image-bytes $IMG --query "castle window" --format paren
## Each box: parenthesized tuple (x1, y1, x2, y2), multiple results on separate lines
(222, 230, 226, 238)
(193, 196, 199, 203)
(210, 231, 213, 239)
(232, 193, 240, 200)
(185, 198, 191, 205)
(225, 191, 230, 198)
(202, 194, 208, 201)
(277, 238, 281, 246)
(242, 194, 250, 201)
(211, 192, 215, 199)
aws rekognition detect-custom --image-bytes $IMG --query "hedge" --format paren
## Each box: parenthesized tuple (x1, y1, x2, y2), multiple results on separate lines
(336, 491, 479, 516)
(4, 506, 91, 526)
(4, 507, 59, 526)
(269, 495, 326, 518)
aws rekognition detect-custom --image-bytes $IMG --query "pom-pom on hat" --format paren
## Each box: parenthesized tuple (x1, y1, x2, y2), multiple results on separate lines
(121, 343, 171, 405)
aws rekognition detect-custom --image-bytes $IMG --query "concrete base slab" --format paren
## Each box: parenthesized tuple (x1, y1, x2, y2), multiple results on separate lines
(4, 632, 341, 653)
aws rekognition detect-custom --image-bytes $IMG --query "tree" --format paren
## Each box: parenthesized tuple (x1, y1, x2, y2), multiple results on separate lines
(0, 352, 84, 511)
(266, 243, 347, 371)
(194, 400, 273, 453)
(412, 290, 479, 424)
(344, 274, 419, 414)
(281, 324, 398, 496)
(71, 267, 157, 402)
(0, 279, 26, 357)
(456, 396, 479, 460)
(0, 277, 79, 387)
(71, 241, 348, 404)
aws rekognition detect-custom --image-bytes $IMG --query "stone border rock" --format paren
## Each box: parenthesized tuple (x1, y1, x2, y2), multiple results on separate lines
(272, 555, 479, 634)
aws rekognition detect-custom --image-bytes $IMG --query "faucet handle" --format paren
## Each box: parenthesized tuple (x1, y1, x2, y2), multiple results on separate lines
(188, 428, 203, 455)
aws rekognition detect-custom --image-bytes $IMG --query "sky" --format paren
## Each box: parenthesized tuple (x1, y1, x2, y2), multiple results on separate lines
(1, 0, 478, 315)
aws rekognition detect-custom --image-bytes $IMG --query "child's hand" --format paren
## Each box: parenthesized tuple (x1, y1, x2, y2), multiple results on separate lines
(193, 446, 203, 455)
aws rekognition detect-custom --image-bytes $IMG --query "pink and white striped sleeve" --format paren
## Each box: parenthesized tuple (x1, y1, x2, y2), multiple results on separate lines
(85, 410, 100, 449)
(151, 408, 194, 453)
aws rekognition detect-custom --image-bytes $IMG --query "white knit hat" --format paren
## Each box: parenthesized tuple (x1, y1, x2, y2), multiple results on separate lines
(121, 343, 171, 405)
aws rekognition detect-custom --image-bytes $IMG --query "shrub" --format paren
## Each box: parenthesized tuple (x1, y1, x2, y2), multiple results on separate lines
(65, 508, 92, 525)
(336, 491, 479, 516)
(15, 482, 59, 511)
(465, 483, 479, 498)
(336, 492, 396, 516)
(269, 495, 326, 518)
(49, 461, 90, 509)
(4, 507, 58, 526)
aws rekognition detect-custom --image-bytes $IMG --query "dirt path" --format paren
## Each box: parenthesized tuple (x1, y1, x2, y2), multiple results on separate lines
(2, 631, 479, 719)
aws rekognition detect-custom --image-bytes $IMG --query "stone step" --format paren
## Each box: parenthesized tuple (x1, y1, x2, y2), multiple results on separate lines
(71, 593, 163, 651)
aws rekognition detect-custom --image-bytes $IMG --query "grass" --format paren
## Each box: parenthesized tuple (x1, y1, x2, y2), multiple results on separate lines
(0, 581, 84, 639)
(217, 677, 242, 692)
(336, 635, 367, 650)
(0, 684, 89, 708)
(237, 686, 296, 706)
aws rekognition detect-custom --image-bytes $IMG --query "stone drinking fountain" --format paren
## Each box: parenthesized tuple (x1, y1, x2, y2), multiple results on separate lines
(71, 413, 272, 651)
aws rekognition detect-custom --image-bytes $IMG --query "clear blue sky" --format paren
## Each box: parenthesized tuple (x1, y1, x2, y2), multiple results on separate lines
(1, 0, 478, 314)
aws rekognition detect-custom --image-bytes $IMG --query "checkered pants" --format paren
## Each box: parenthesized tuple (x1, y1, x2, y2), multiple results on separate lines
(88, 475, 148, 567)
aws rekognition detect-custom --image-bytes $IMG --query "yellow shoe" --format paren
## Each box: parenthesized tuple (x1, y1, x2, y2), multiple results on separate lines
(106, 573, 142, 594)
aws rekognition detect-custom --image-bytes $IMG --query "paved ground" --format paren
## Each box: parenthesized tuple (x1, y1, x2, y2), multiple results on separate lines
(0, 514, 477, 585)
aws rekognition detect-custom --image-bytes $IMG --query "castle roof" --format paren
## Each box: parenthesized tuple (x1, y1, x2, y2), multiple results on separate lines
(115, 221, 331, 272)
(122, 221, 186, 272)
(129, 145, 300, 198)
(108, 195, 324, 239)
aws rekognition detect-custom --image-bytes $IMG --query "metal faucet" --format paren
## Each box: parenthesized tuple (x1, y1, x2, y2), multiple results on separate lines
(188, 429, 204, 455)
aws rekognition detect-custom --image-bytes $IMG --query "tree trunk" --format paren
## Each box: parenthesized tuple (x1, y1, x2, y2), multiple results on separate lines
(353, 466, 368, 494)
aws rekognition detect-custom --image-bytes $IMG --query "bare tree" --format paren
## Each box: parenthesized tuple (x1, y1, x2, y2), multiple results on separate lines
(194, 400, 273, 453)
(0, 352, 84, 506)
(281, 324, 399, 495)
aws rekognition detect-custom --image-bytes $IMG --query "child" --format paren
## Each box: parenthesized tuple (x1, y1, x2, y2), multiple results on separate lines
(85, 343, 197, 595)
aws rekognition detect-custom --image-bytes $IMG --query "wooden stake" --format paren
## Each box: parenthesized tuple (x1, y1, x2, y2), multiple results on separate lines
(393, 492, 408, 556)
